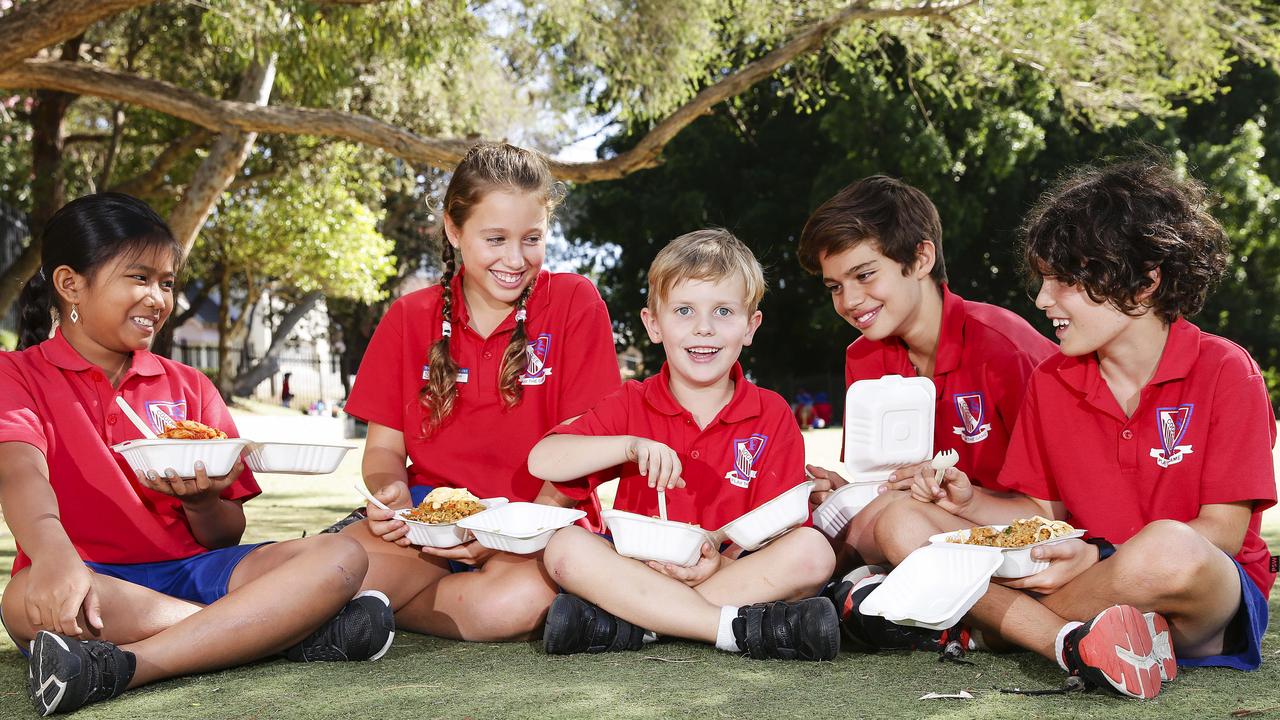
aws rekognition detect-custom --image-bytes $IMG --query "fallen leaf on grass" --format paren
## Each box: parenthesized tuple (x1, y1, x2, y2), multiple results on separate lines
(382, 684, 444, 691)
(918, 691, 974, 700)
(643, 656, 701, 663)
(1232, 707, 1280, 717)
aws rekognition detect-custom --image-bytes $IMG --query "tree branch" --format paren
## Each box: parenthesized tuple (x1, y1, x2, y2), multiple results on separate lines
(0, 0, 155, 71)
(108, 129, 213, 198)
(0, 1, 968, 182)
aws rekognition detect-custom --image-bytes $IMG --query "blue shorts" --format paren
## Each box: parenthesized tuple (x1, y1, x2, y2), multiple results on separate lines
(3, 543, 268, 655)
(1178, 558, 1268, 671)
(410, 485, 475, 575)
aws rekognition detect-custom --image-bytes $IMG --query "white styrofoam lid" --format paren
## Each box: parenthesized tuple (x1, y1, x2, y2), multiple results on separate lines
(858, 543, 1001, 630)
(843, 374, 935, 481)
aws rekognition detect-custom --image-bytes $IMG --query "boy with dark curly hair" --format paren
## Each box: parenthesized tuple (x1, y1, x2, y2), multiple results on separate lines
(842, 159, 1276, 700)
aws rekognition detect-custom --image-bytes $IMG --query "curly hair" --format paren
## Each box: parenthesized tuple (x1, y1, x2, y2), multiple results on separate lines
(797, 175, 947, 286)
(1022, 159, 1229, 324)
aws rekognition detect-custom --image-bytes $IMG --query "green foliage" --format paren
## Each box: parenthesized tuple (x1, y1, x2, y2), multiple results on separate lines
(0, 327, 15, 351)
(566, 55, 1280, 406)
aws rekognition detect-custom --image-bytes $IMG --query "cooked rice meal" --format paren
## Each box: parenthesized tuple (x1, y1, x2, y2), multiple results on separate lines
(405, 487, 486, 524)
(158, 420, 228, 440)
(948, 516, 1075, 548)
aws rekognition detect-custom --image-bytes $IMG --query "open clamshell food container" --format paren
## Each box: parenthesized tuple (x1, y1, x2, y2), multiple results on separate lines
(244, 442, 356, 475)
(602, 509, 718, 567)
(717, 481, 814, 551)
(458, 502, 585, 554)
(396, 497, 509, 549)
(112, 438, 251, 479)
(929, 525, 1086, 579)
(812, 375, 935, 538)
(859, 543, 1002, 630)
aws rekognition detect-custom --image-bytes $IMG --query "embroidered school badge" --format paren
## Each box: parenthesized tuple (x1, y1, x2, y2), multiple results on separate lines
(1150, 404, 1194, 468)
(951, 392, 991, 444)
(520, 333, 553, 386)
(144, 400, 187, 433)
(725, 434, 769, 489)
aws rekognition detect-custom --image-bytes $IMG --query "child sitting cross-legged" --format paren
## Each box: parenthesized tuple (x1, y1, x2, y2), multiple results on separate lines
(528, 229, 840, 661)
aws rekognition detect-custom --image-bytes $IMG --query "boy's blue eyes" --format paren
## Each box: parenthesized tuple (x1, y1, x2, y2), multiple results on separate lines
(673, 307, 733, 316)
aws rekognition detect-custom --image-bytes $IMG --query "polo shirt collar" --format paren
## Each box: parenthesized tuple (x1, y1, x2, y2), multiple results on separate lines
(38, 329, 163, 378)
(642, 362, 762, 424)
(934, 284, 964, 375)
(451, 268, 553, 336)
(1054, 317, 1201, 411)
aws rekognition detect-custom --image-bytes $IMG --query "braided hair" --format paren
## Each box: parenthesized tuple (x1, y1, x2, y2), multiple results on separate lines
(16, 193, 180, 350)
(419, 143, 562, 434)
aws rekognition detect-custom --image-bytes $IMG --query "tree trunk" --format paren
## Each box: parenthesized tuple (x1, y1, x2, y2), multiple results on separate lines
(0, 36, 82, 315)
(168, 55, 277, 255)
(231, 290, 323, 398)
(0, 0, 151, 71)
(215, 269, 234, 400)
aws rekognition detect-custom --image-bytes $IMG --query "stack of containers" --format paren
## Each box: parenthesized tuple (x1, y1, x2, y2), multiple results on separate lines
(812, 374, 935, 538)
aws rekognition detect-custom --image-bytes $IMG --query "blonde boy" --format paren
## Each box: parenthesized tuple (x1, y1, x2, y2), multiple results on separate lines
(528, 229, 839, 659)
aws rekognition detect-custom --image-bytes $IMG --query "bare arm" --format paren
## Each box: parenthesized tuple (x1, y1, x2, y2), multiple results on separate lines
(362, 422, 410, 498)
(0, 442, 102, 636)
(528, 434, 633, 482)
(1187, 502, 1253, 556)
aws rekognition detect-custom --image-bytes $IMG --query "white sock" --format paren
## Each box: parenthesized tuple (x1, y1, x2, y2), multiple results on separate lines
(971, 628, 987, 651)
(714, 606, 741, 652)
(641, 631, 658, 645)
(1055, 621, 1084, 672)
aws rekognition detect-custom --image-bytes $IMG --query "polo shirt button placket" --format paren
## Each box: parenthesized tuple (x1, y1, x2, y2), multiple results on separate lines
(691, 450, 700, 459)
(1121, 429, 1133, 440)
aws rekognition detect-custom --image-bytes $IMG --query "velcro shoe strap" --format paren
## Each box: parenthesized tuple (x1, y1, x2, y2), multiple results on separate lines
(742, 605, 769, 659)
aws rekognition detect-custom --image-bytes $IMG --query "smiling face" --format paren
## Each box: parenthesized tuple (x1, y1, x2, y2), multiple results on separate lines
(445, 189, 548, 312)
(54, 244, 177, 365)
(1034, 276, 1140, 357)
(641, 275, 763, 390)
(818, 239, 934, 342)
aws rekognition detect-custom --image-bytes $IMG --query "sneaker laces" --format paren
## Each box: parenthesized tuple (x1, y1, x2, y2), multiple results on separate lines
(81, 642, 133, 703)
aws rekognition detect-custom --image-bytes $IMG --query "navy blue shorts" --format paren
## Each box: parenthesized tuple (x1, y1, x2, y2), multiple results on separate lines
(1178, 558, 1268, 671)
(3, 543, 268, 655)
(410, 485, 476, 574)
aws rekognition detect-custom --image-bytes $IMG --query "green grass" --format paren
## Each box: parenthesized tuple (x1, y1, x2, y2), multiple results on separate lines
(0, 429, 1278, 718)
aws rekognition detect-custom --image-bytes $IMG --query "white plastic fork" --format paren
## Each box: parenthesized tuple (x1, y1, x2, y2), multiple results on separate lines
(115, 396, 158, 439)
(657, 488, 668, 521)
(931, 448, 960, 475)
(353, 482, 392, 512)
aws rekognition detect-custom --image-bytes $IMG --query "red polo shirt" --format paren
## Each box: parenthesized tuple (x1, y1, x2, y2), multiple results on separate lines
(0, 330, 260, 575)
(845, 285, 1055, 489)
(345, 270, 621, 509)
(997, 319, 1277, 596)
(552, 363, 808, 529)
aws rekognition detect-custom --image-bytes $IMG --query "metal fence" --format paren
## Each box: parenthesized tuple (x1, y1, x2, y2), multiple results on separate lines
(171, 341, 346, 411)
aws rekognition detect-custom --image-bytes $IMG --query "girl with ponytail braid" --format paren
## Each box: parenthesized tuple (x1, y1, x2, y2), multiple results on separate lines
(339, 143, 623, 642)
(1, 194, 394, 716)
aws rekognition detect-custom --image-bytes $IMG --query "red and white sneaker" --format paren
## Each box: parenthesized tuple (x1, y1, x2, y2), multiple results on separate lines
(1061, 605, 1163, 699)
(1143, 611, 1177, 682)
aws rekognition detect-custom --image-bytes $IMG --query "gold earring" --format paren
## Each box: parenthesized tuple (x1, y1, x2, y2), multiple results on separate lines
(69, 305, 79, 324)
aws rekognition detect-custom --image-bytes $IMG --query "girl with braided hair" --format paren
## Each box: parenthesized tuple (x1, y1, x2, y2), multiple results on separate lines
(340, 143, 622, 641)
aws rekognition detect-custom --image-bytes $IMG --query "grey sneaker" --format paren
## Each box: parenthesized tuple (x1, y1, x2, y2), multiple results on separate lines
(286, 590, 395, 662)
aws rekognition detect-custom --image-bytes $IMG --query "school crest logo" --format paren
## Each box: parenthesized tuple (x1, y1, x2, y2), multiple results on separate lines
(1150, 404, 1194, 468)
(951, 392, 991, 444)
(144, 400, 187, 433)
(520, 333, 553, 386)
(725, 434, 769, 489)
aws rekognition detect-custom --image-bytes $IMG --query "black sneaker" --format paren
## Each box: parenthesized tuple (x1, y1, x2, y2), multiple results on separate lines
(731, 598, 840, 661)
(28, 631, 136, 716)
(830, 568, 969, 653)
(320, 507, 368, 534)
(543, 593, 647, 655)
(286, 590, 395, 662)
(1061, 605, 1163, 699)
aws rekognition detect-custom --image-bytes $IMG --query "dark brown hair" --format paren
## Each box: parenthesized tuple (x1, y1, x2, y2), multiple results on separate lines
(1022, 159, 1229, 323)
(421, 143, 562, 433)
(797, 175, 947, 285)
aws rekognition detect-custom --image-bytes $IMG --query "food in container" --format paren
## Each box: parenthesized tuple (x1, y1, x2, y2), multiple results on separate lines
(112, 438, 250, 478)
(395, 493, 508, 548)
(717, 481, 813, 551)
(243, 442, 354, 475)
(813, 375, 935, 538)
(458, 502, 586, 554)
(929, 517, 1086, 578)
(602, 509, 717, 567)
(157, 420, 228, 440)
